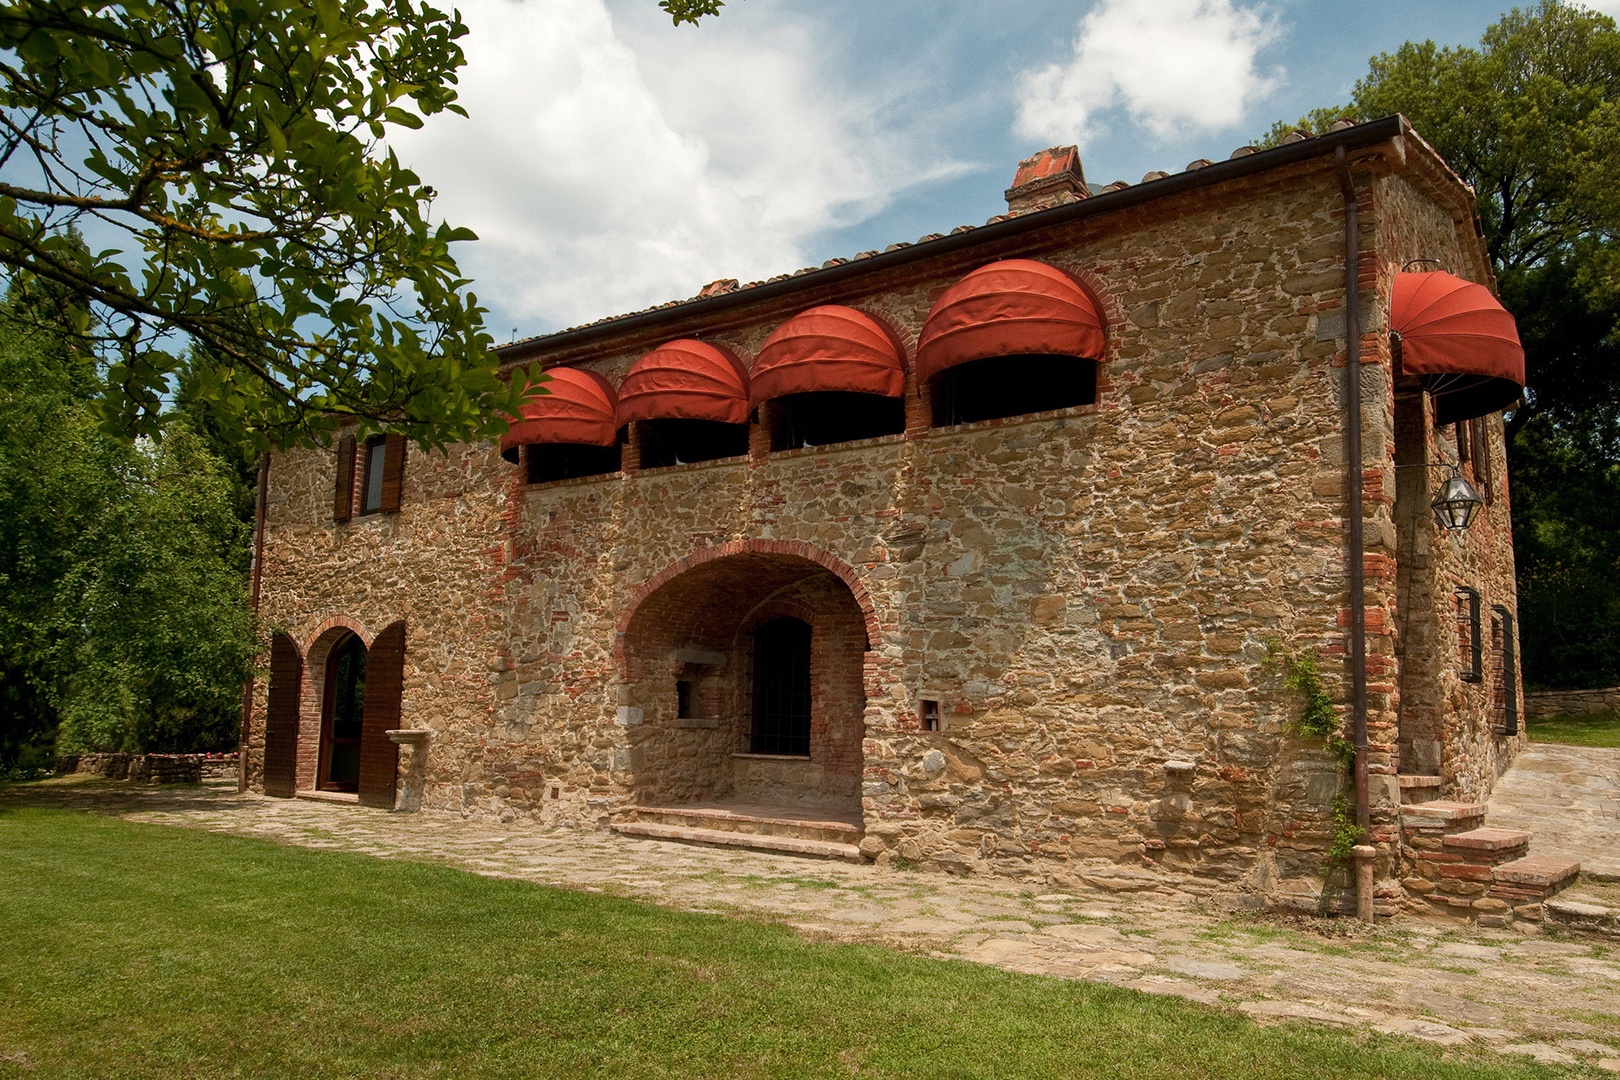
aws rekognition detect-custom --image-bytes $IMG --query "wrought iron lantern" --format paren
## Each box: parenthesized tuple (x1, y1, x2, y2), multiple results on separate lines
(1429, 470, 1483, 531)
(1394, 462, 1484, 531)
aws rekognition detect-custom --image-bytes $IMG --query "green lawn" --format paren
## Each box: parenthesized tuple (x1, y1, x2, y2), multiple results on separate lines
(0, 804, 1580, 1080)
(1527, 710, 1620, 748)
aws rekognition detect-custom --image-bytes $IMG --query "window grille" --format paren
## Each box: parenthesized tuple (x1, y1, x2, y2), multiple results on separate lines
(1455, 586, 1482, 682)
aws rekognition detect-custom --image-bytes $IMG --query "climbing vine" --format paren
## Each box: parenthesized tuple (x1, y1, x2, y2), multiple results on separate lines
(1264, 639, 1368, 872)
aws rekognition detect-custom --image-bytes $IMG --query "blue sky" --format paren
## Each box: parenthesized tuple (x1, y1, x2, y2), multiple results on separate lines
(387, 0, 1618, 342)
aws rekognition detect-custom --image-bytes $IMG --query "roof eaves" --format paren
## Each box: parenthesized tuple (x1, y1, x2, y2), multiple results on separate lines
(495, 114, 1411, 365)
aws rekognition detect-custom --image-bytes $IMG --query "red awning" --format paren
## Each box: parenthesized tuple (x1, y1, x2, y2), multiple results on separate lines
(916, 259, 1106, 383)
(1392, 270, 1525, 424)
(500, 367, 620, 462)
(750, 306, 906, 405)
(616, 339, 750, 426)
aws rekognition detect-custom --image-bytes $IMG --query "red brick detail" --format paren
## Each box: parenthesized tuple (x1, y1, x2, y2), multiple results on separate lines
(303, 614, 378, 654)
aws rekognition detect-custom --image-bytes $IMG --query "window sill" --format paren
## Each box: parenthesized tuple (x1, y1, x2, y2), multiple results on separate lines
(524, 471, 623, 491)
(909, 400, 1101, 440)
(632, 455, 747, 477)
(766, 432, 906, 461)
(731, 752, 811, 761)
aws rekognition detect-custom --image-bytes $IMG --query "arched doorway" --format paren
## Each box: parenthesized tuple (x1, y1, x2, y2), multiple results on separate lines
(619, 550, 869, 813)
(319, 632, 367, 792)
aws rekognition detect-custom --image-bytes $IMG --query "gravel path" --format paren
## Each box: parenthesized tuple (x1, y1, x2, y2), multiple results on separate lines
(9, 778, 1620, 1072)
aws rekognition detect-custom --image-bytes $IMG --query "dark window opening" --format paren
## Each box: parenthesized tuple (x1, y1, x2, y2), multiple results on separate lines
(676, 679, 693, 719)
(919, 698, 941, 732)
(1492, 604, 1519, 735)
(320, 633, 367, 792)
(931, 354, 1097, 427)
(360, 436, 387, 515)
(639, 418, 749, 469)
(1455, 586, 1482, 683)
(749, 617, 811, 756)
(771, 391, 905, 451)
(526, 442, 621, 484)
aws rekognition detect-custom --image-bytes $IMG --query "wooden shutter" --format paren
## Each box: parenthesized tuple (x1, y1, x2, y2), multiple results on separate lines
(358, 620, 405, 808)
(380, 433, 407, 513)
(334, 435, 356, 522)
(263, 634, 303, 797)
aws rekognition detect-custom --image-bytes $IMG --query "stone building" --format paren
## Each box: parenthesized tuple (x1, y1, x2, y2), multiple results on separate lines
(244, 116, 1567, 914)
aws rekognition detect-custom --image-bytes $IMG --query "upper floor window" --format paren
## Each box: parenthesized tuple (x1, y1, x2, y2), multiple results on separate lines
(360, 435, 388, 514)
(931, 353, 1097, 426)
(334, 432, 406, 521)
(916, 259, 1106, 428)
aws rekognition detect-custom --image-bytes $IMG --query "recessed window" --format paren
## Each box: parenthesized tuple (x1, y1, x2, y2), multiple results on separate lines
(676, 679, 694, 719)
(360, 436, 388, 515)
(639, 418, 749, 469)
(1455, 586, 1482, 683)
(771, 391, 905, 451)
(527, 442, 621, 484)
(919, 699, 941, 732)
(931, 354, 1097, 426)
(1491, 604, 1519, 735)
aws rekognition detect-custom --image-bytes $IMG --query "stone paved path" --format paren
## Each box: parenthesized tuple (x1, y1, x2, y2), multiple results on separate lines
(9, 778, 1620, 1073)
(1489, 743, 1620, 882)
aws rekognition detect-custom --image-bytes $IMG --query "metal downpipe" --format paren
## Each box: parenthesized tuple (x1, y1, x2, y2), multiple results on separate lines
(1335, 146, 1373, 919)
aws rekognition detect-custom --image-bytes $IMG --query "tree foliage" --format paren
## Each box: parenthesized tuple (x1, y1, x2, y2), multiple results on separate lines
(0, 282, 256, 772)
(0, 0, 531, 450)
(659, 0, 726, 25)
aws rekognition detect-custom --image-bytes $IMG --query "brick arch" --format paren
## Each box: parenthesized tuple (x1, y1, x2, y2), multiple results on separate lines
(302, 614, 378, 657)
(1036, 257, 1127, 338)
(615, 538, 879, 679)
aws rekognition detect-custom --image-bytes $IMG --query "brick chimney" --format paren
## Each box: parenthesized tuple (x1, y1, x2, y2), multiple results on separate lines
(1004, 146, 1088, 215)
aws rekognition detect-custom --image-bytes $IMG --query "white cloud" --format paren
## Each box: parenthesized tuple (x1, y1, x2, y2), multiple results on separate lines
(1015, 0, 1283, 146)
(1578, 0, 1620, 14)
(389, 0, 962, 335)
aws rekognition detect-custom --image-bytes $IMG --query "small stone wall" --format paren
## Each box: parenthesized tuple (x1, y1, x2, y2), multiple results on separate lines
(1525, 687, 1620, 720)
(59, 752, 239, 784)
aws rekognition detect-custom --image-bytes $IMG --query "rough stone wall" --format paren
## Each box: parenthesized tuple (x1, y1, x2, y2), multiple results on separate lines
(1373, 170, 1525, 803)
(61, 753, 235, 783)
(1525, 687, 1620, 719)
(248, 144, 1513, 902)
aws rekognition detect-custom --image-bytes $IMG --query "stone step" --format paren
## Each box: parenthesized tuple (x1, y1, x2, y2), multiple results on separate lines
(1488, 855, 1582, 905)
(1543, 895, 1620, 938)
(1442, 827, 1532, 865)
(1399, 800, 1486, 834)
(1397, 774, 1443, 804)
(612, 820, 864, 862)
(624, 805, 860, 844)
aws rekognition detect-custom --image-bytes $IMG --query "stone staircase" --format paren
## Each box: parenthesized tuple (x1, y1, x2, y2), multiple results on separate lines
(611, 802, 865, 862)
(1397, 776, 1581, 925)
